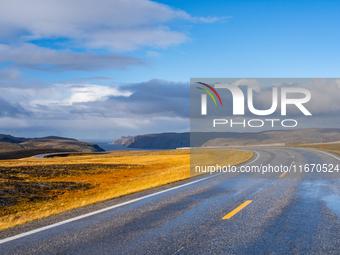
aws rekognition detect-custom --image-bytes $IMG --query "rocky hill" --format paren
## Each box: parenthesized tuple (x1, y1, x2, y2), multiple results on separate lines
(0, 134, 29, 144)
(112, 133, 190, 149)
(200, 128, 340, 147)
(0, 135, 104, 159)
(112, 128, 340, 149)
(111, 136, 134, 145)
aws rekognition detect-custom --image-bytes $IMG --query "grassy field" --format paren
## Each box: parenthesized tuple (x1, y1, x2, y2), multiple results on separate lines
(296, 143, 340, 155)
(0, 149, 252, 230)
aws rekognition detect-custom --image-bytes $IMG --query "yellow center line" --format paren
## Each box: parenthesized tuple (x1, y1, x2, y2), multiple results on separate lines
(292, 155, 295, 158)
(279, 172, 287, 177)
(280, 161, 294, 177)
(222, 200, 252, 219)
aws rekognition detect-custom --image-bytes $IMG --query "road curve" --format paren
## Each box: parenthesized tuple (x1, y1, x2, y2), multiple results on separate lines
(32, 151, 108, 159)
(1, 147, 340, 254)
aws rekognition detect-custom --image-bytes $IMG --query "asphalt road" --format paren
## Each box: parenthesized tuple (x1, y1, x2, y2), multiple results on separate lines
(32, 151, 108, 159)
(2, 147, 340, 254)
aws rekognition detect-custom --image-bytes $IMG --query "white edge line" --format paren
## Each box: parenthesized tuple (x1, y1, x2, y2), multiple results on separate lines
(308, 148, 340, 161)
(0, 151, 260, 245)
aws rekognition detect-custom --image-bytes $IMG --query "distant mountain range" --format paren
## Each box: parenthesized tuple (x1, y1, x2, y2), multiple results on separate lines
(0, 135, 104, 159)
(112, 133, 190, 149)
(112, 128, 340, 149)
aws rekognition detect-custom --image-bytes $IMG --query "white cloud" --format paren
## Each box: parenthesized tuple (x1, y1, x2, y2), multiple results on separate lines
(336, 79, 340, 88)
(0, 79, 190, 138)
(5, 78, 340, 139)
(69, 85, 131, 104)
(248, 79, 340, 116)
(0, 69, 21, 80)
(147, 50, 162, 58)
(0, 0, 226, 73)
(233, 78, 261, 92)
(194, 16, 230, 23)
(0, 0, 191, 51)
(0, 0, 225, 52)
(23, 84, 131, 107)
(0, 43, 146, 72)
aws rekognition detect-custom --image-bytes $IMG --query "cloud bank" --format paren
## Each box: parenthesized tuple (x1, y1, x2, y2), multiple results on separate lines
(0, 79, 190, 138)
(0, 0, 191, 51)
(0, 44, 147, 72)
(0, 0, 225, 73)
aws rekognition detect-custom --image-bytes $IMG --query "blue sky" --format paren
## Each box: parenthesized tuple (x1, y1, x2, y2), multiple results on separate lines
(0, 0, 340, 139)
(20, 0, 340, 82)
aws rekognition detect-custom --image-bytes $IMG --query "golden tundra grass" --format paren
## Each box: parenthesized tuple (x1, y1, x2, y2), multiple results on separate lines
(297, 143, 340, 155)
(0, 149, 252, 230)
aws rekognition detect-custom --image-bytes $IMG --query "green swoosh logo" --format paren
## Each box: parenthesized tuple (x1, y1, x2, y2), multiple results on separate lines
(197, 87, 217, 106)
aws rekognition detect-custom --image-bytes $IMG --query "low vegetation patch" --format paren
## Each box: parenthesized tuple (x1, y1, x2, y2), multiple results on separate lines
(0, 149, 252, 230)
